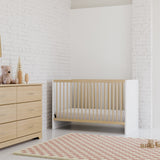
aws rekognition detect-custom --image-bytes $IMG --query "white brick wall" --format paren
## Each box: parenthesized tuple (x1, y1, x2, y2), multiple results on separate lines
(0, 0, 153, 130)
(0, 0, 71, 131)
(132, 0, 152, 128)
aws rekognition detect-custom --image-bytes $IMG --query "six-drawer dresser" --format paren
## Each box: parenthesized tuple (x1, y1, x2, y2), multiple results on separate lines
(0, 84, 42, 149)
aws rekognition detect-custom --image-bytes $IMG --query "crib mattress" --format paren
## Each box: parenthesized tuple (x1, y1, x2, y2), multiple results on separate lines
(56, 108, 125, 121)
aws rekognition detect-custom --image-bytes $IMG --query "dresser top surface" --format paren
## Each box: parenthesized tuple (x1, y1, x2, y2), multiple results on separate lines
(0, 83, 42, 87)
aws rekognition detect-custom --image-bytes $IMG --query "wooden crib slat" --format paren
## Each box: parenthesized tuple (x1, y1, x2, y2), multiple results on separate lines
(67, 82, 68, 119)
(93, 82, 95, 120)
(77, 82, 79, 119)
(89, 82, 91, 120)
(118, 83, 120, 121)
(63, 82, 65, 118)
(120, 82, 123, 121)
(108, 83, 110, 121)
(116, 82, 118, 121)
(86, 82, 88, 120)
(81, 82, 83, 120)
(70, 82, 72, 119)
(90, 82, 92, 120)
(59, 82, 61, 118)
(84, 82, 85, 109)
(112, 83, 114, 121)
(74, 82, 76, 119)
(96, 83, 99, 120)
(100, 83, 102, 120)
(104, 83, 106, 121)
(56, 82, 58, 118)
(85, 82, 87, 120)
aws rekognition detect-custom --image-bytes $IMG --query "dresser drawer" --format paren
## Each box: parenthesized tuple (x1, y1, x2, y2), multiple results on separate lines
(0, 104, 16, 124)
(17, 101, 42, 120)
(0, 87, 16, 105)
(17, 117, 42, 137)
(17, 86, 42, 103)
(0, 122, 16, 142)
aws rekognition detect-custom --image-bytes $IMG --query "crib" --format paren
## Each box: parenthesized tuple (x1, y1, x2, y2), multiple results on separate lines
(52, 79, 138, 135)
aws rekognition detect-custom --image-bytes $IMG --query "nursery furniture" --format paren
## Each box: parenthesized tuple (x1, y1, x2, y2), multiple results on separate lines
(0, 84, 42, 149)
(52, 79, 138, 134)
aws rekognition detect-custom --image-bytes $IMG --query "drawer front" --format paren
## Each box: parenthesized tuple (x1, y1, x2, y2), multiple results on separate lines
(17, 117, 42, 137)
(17, 86, 42, 103)
(0, 104, 16, 124)
(0, 87, 16, 105)
(0, 122, 16, 142)
(17, 101, 42, 120)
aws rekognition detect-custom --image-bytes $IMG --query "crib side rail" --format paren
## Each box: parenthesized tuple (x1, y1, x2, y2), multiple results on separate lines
(53, 79, 125, 125)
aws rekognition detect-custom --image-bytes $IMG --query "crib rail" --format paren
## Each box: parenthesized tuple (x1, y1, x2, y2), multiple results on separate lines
(53, 79, 125, 125)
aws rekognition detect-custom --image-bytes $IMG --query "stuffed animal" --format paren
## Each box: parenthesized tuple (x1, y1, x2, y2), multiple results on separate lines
(0, 65, 17, 84)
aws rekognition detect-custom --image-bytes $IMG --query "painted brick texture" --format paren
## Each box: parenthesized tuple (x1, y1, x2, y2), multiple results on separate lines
(0, 0, 71, 131)
(132, 0, 152, 128)
(0, 0, 153, 130)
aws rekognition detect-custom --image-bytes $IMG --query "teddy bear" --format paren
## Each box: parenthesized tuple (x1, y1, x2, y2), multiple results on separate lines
(0, 65, 18, 84)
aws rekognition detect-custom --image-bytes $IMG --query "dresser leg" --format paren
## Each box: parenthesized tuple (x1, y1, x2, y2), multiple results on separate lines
(33, 132, 42, 140)
(38, 132, 42, 139)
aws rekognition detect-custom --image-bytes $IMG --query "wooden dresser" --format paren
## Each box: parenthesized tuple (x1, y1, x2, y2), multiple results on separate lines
(0, 84, 42, 149)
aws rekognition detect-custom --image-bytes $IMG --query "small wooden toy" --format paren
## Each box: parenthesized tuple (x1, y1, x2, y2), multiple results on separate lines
(140, 144, 145, 148)
(18, 57, 23, 84)
(155, 141, 160, 147)
(150, 144, 154, 148)
(147, 139, 154, 148)
(25, 73, 29, 84)
(148, 140, 154, 144)
(140, 139, 159, 148)
(155, 142, 158, 147)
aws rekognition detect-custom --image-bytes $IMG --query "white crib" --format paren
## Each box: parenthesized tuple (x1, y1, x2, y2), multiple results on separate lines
(52, 79, 138, 135)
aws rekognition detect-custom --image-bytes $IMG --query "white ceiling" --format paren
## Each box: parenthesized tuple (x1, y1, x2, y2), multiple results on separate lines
(71, 0, 132, 9)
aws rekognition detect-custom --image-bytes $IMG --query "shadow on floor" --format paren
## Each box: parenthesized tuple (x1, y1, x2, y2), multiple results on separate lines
(57, 123, 125, 135)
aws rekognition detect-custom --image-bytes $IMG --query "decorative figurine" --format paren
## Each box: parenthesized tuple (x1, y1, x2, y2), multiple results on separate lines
(140, 140, 160, 148)
(0, 65, 18, 84)
(25, 73, 29, 84)
(148, 139, 154, 148)
(155, 142, 158, 147)
(18, 57, 23, 84)
(155, 141, 160, 147)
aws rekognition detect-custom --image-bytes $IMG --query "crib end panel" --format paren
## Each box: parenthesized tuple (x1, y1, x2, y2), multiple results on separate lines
(124, 80, 139, 135)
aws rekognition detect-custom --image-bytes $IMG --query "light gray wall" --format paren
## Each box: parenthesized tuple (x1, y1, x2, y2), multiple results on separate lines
(71, 5, 131, 79)
(71, 0, 132, 9)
